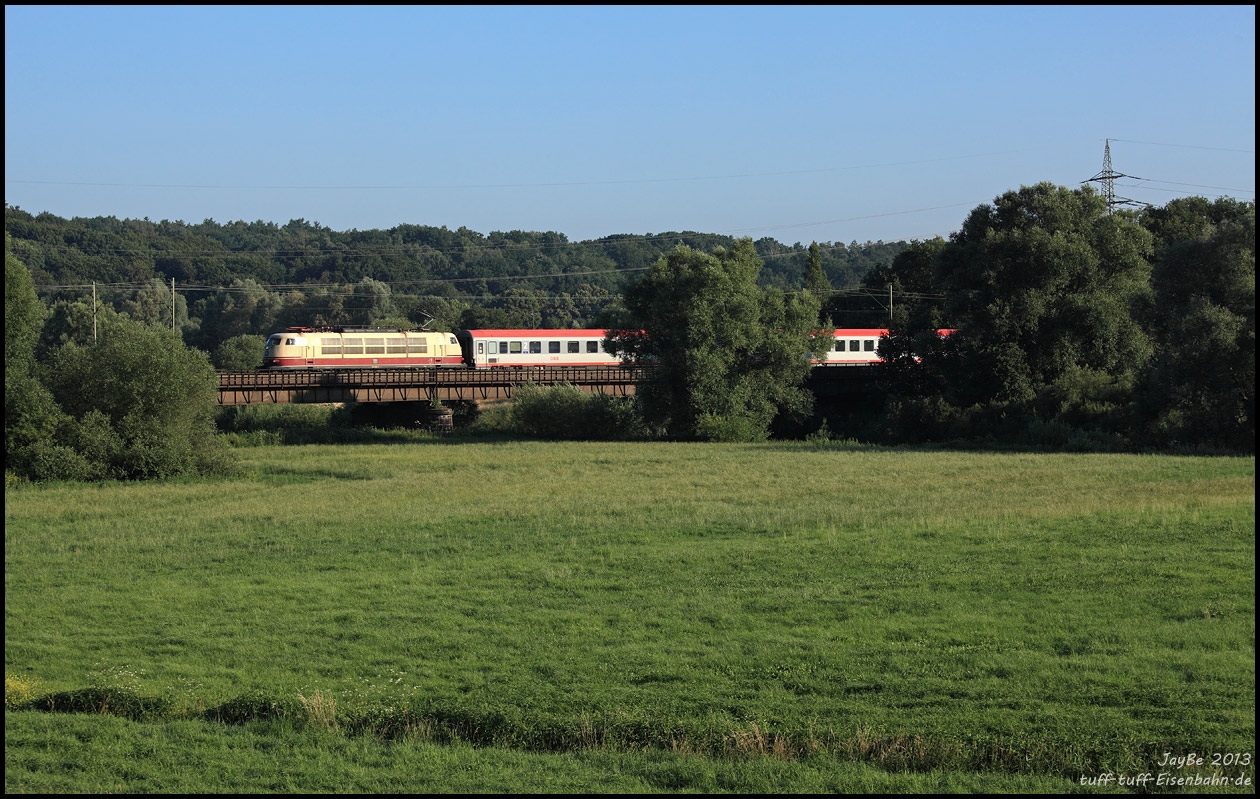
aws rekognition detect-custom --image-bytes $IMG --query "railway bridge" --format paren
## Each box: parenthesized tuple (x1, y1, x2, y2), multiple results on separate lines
(217, 365, 648, 405)
(216, 364, 888, 406)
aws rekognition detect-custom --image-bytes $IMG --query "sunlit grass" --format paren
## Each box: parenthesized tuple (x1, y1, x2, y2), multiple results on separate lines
(5, 443, 1254, 792)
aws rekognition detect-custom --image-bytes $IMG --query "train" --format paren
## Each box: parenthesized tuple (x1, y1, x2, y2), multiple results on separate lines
(260, 326, 917, 369)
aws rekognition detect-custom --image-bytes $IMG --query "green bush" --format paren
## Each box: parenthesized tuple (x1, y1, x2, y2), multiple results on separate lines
(209, 691, 299, 725)
(219, 404, 338, 434)
(880, 396, 962, 444)
(25, 318, 225, 481)
(4, 372, 68, 476)
(694, 412, 769, 443)
(24, 442, 103, 483)
(510, 383, 650, 440)
(37, 688, 172, 722)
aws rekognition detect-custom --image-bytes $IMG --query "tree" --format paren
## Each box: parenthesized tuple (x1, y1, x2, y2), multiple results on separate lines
(119, 277, 189, 333)
(498, 287, 544, 328)
(457, 305, 517, 330)
(933, 184, 1153, 417)
(40, 318, 229, 480)
(5, 232, 44, 381)
(606, 239, 820, 441)
(213, 334, 266, 371)
(190, 278, 281, 351)
(541, 292, 579, 328)
(803, 241, 832, 303)
(1139, 197, 1255, 449)
(860, 237, 948, 330)
(6, 237, 65, 476)
(344, 277, 395, 326)
(5, 246, 233, 480)
(866, 184, 1156, 446)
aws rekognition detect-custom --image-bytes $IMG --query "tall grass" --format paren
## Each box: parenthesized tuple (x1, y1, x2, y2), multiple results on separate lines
(5, 443, 1254, 792)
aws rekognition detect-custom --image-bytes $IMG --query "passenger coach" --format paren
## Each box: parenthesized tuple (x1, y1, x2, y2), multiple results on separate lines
(818, 328, 886, 365)
(457, 329, 620, 368)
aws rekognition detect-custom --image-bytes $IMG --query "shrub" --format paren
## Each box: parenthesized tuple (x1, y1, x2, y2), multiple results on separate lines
(694, 412, 769, 443)
(25, 442, 104, 483)
(32, 318, 223, 480)
(209, 690, 298, 724)
(37, 688, 171, 722)
(510, 383, 650, 440)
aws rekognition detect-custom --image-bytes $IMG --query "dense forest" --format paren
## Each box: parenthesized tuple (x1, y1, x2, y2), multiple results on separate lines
(3, 206, 907, 356)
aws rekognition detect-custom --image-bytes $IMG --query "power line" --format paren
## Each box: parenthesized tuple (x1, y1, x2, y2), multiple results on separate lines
(1128, 177, 1254, 194)
(1106, 138, 1254, 154)
(718, 202, 984, 235)
(1118, 181, 1254, 197)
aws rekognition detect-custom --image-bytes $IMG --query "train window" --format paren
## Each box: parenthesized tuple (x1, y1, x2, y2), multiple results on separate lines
(408, 340, 428, 354)
(386, 338, 407, 354)
(849, 340, 860, 351)
(487, 341, 497, 354)
(529, 341, 542, 354)
(321, 338, 341, 355)
(586, 341, 599, 353)
(365, 338, 385, 354)
(343, 338, 364, 355)
(568, 342, 580, 353)
(864, 340, 875, 351)
(549, 342, 561, 354)
(834, 339, 843, 351)
(509, 341, 522, 354)
(285, 338, 297, 346)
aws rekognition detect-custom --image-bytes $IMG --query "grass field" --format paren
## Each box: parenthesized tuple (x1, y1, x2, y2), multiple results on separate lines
(5, 441, 1255, 792)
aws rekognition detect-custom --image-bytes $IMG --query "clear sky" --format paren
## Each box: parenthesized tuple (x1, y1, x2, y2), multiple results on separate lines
(5, 5, 1255, 246)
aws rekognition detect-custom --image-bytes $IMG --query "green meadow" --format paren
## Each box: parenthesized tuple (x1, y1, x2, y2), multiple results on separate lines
(5, 442, 1255, 793)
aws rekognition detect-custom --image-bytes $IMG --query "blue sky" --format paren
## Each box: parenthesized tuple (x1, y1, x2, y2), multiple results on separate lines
(5, 5, 1254, 246)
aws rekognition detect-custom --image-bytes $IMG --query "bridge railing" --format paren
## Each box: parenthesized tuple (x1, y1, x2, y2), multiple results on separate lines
(216, 366, 654, 405)
(215, 364, 882, 405)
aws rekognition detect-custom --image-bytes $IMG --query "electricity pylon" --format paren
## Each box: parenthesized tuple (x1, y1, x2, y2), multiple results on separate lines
(1086, 139, 1146, 213)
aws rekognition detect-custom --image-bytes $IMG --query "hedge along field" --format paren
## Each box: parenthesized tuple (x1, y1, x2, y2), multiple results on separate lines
(4, 443, 1255, 792)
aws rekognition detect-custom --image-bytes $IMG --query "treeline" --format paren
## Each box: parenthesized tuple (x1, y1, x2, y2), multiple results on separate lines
(5, 184, 1254, 485)
(6, 236, 230, 482)
(839, 185, 1254, 452)
(3, 207, 906, 357)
